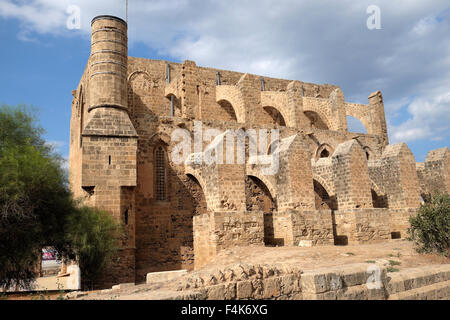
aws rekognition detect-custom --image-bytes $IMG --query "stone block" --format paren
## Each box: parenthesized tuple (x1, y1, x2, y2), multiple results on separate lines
(146, 270, 188, 284)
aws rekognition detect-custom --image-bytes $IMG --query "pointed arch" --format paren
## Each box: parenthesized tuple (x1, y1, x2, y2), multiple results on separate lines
(263, 106, 286, 126)
(313, 178, 338, 210)
(304, 110, 330, 130)
(217, 99, 238, 121)
(312, 174, 334, 199)
(370, 179, 387, 208)
(245, 173, 278, 204)
(246, 175, 278, 246)
(186, 174, 209, 215)
(215, 85, 246, 123)
(346, 115, 368, 134)
(128, 70, 152, 116)
(246, 175, 277, 211)
(128, 70, 152, 83)
(315, 143, 334, 160)
(166, 93, 182, 117)
(363, 146, 373, 160)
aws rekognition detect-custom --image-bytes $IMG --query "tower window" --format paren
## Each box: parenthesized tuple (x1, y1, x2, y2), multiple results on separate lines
(155, 146, 166, 201)
(320, 149, 330, 158)
(124, 209, 128, 225)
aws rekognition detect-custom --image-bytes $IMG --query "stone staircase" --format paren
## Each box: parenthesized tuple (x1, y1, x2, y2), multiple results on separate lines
(386, 265, 450, 300)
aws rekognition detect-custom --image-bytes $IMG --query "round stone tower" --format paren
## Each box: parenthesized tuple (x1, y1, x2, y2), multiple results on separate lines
(89, 15, 128, 111)
(81, 16, 137, 288)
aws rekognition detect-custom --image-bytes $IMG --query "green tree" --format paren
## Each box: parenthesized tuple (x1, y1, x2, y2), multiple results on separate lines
(65, 206, 121, 289)
(408, 192, 450, 257)
(0, 105, 121, 290)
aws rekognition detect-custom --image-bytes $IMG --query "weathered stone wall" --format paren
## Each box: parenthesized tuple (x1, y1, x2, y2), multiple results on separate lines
(420, 148, 450, 197)
(193, 211, 265, 269)
(272, 210, 334, 246)
(368, 143, 421, 209)
(333, 209, 391, 245)
(389, 208, 418, 239)
(331, 140, 373, 209)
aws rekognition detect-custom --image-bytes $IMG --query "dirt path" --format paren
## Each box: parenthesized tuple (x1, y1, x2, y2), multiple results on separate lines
(200, 239, 449, 273)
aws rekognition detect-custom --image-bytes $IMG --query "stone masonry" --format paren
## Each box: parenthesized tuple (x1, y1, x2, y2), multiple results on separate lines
(69, 15, 450, 288)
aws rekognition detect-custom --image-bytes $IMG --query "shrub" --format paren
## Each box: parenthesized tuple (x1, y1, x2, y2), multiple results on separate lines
(408, 193, 450, 257)
(65, 206, 122, 290)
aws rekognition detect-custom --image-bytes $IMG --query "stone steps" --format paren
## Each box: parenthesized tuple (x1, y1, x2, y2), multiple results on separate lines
(386, 265, 450, 300)
(388, 280, 450, 300)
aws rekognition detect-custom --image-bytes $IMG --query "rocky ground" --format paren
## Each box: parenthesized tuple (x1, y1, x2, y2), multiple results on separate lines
(66, 239, 449, 300)
(3, 239, 449, 300)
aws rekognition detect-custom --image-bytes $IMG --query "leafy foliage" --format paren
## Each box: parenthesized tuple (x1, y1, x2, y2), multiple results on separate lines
(0, 105, 121, 290)
(65, 206, 122, 288)
(408, 193, 450, 257)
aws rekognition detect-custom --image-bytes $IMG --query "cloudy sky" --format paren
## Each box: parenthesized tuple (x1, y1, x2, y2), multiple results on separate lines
(0, 0, 449, 162)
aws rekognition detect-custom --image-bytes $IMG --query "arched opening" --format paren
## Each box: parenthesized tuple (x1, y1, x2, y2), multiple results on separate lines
(363, 146, 373, 160)
(304, 111, 329, 130)
(320, 149, 330, 158)
(185, 174, 208, 216)
(315, 143, 334, 160)
(217, 99, 237, 121)
(346, 115, 368, 134)
(166, 94, 181, 117)
(263, 106, 286, 126)
(154, 145, 168, 201)
(245, 175, 279, 246)
(371, 189, 388, 208)
(313, 179, 337, 210)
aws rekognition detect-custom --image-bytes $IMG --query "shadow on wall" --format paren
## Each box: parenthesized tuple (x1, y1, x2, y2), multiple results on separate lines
(305, 111, 329, 130)
(371, 189, 388, 208)
(313, 179, 338, 211)
(245, 175, 283, 246)
(133, 141, 209, 283)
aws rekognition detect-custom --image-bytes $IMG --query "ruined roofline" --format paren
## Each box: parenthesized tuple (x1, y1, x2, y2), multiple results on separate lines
(127, 56, 341, 94)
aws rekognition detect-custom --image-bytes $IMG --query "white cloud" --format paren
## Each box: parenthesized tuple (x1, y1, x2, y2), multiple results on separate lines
(390, 92, 450, 142)
(412, 16, 439, 36)
(1, 0, 449, 146)
(45, 140, 65, 151)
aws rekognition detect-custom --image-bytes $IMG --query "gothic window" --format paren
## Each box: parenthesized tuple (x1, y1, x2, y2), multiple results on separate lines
(155, 146, 167, 201)
(320, 148, 330, 158)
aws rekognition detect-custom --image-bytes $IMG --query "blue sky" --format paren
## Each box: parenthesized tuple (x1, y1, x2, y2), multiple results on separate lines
(0, 0, 449, 164)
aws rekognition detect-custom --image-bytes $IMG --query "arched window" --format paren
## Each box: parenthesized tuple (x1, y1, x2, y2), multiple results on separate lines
(155, 146, 167, 201)
(315, 143, 334, 161)
(320, 149, 330, 158)
(363, 146, 373, 160)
